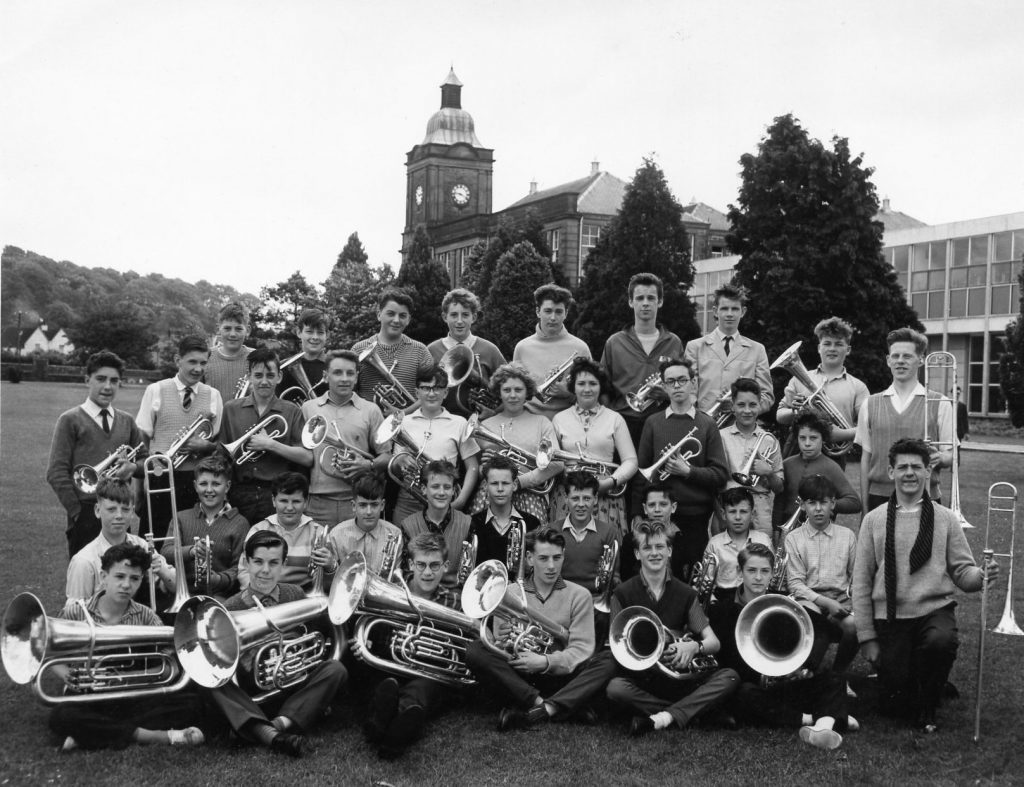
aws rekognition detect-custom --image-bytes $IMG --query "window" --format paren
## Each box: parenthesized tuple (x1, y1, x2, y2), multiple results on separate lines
(968, 334, 1008, 415)
(579, 223, 602, 278)
(547, 229, 559, 266)
(908, 243, 946, 318)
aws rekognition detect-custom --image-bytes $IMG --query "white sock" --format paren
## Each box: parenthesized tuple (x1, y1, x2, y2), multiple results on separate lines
(847, 715, 860, 732)
(801, 714, 813, 726)
(651, 712, 674, 730)
(813, 716, 836, 731)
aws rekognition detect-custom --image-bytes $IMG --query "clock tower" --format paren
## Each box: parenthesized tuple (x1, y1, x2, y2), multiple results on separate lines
(403, 68, 494, 263)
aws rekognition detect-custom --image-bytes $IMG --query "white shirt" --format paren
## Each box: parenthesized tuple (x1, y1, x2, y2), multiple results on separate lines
(854, 383, 955, 455)
(136, 376, 224, 437)
(81, 398, 114, 430)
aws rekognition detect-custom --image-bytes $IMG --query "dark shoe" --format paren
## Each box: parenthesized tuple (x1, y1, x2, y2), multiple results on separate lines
(629, 716, 655, 737)
(387, 705, 426, 746)
(703, 710, 738, 730)
(366, 678, 400, 742)
(270, 732, 305, 758)
(498, 705, 547, 732)
(575, 707, 600, 726)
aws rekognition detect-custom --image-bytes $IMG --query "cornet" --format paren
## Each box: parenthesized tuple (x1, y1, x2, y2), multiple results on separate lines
(465, 414, 554, 495)
(639, 427, 702, 482)
(72, 442, 146, 495)
(536, 353, 580, 404)
(301, 415, 374, 479)
(770, 340, 854, 456)
(626, 373, 665, 413)
(378, 530, 404, 582)
(358, 342, 416, 411)
(376, 414, 429, 506)
(704, 390, 734, 428)
(731, 432, 778, 488)
(164, 413, 215, 469)
(309, 524, 332, 597)
(609, 606, 719, 680)
(222, 413, 289, 465)
(973, 483, 1021, 742)
(507, 518, 527, 583)
(924, 352, 972, 528)
(457, 535, 478, 585)
(536, 441, 625, 497)
(193, 535, 213, 594)
(691, 552, 719, 613)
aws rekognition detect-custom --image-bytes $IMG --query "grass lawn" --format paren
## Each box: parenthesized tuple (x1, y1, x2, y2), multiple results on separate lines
(1, 381, 1023, 786)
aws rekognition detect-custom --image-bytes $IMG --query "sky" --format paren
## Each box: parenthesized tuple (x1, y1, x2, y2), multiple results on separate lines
(2, 0, 1022, 296)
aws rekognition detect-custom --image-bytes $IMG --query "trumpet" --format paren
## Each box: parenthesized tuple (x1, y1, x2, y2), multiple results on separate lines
(465, 414, 554, 495)
(72, 442, 146, 495)
(639, 426, 701, 482)
(457, 535, 478, 585)
(537, 441, 626, 497)
(593, 541, 619, 614)
(222, 413, 289, 465)
(277, 351, 327, 405)
(536, 353, 580, 404)
(704, 390, 734, 429)
(731, 432, 778, 488)
(164, 413, 215, 469)
(376, 414, 429, 506)
(143, 454, 192, 614)
(193, 535, 213, 594)
(1, 593, 188, 705)
(461, 560, 569, 658)
(771, 340, 853, 457)
(924, 352, 972, 528)
(974, 483, 1022, 742)
(626, 373, 665, 413)
(301, 415, 374, 479)
(610, 606, 719, 680)
(358, 342, 416, 411)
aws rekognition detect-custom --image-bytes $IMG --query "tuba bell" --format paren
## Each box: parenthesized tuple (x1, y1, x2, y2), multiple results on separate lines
(734, 593, 815, 678)
(1, 593, 189, 705)
(609, 606, 719, 680)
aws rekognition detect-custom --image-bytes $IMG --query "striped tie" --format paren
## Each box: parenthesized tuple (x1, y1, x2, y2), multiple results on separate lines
(183, 386, 194, 410)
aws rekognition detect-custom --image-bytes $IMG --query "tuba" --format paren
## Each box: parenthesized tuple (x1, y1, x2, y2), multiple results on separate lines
(734, 593, 815, 680)
(351, 571, 478, 687)
(376, 414, 429, 507)
(536, 353, 580, 404)
(358, 342, 416, 411)
(731, 432, 779, 489)
(639, 426, 702, 483)
(626, 373, 665, 413)
(173, 553, 364, 702)
(143, 454, 192, 614)
(222, 413, 289, 465)
(1, 593, 188, 705)
(301, 415, 374, 479)
(461, 560, 569, 658)
(164, 413, 215, 469)
(593, 541, 619, 614)
(609, 606, 719, 680)
(924, 352, 973, 528)
(72, 442, 146, 495)
(465, 414, 554, 495)
(770, 340, 853, 457)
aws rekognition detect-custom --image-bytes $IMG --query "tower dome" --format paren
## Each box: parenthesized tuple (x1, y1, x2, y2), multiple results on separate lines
(422, 68, 483, 146)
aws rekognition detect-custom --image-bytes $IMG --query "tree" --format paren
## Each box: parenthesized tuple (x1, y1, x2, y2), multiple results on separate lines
(67, 298, 160, 367)
(482, 242, 556, 356)
(998, 261, 1024, 426)
(727, 114, 922, 396)
(323, 262, 396, 349)
(258, 271, 322, 343)
(461, 217, 516, 298)
(336, 232, 369, 268)
(396, 226, 448, 343)
(574, 157, 699, 355)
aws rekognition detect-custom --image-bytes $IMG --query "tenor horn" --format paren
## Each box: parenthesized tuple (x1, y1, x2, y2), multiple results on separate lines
(376, 414, 429, 506)
(301, 415, 374, 479)
(735, 593, 814, 678)
(277, 350, 327, 405)
(1, 594, 188, 705)
(438, 345, 475, 388)
(358, 342, 416, 411)
(72, 442, 146, 495)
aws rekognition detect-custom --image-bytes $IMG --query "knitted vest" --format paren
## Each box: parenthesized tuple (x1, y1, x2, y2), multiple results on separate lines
(866, 391, 941, 497)
(204, 348, 251, 402)
(151, 379, 213, 454)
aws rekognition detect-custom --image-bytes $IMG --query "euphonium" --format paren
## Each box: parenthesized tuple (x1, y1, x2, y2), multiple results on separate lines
(457, 535, 478, 585)
(222, 413, 289, 465)
(691, 552, 719, 613)
(465, 414, 554, 495)
(72, 442, 146, 495)
(609, 606, 719, 680)
(536, 353, 580, 404)
(1, 593, 189, 705)
(639, 426, 702, 482)
(626, 373, 664, 413)
(358, 342, 416, 411)
(770, 340, 854, 457)
(376, 414, 429, 506)
(351, 571, 478, 687)
(173, 555, 362, 701)
(593, 541, 619, 614)
(193, 535, 213, 594)
(277, 350, 327, 405)
(924, 351, 973, 528)
(731, 432, 779, 488)
(301, 415, 374, 479)
(536, 441, 625, 497)
(734, 593, 815, 679)
(461, 560, 569, 658)
(143, 454, 191, 614)
(378, 530, 404, 581)
(163, 413, 215, 469)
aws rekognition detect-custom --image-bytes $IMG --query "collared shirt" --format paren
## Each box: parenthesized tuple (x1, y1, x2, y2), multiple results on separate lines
(664, 405, 698, 420)
(136, 375, 224, 436)
(561, 515, 598, 544)
(328, 518, 402, 577)
(221, 394, 307, 483)
(80, 398, 112, 431)
(440, 334, 478, 351)
(301, 392, 385, 496)
(705, 529, 773, 589)
(66, 531, 148, 601)
(854, 383, 955, 454)
(523, 574, 568, 603)
(780, 365, 869, 426)
(785, 521, 857, 605)
(720, 425, 782, 497)
(422, 506, 454, 535)
(238, 515, 329, 590)
(396, 408, 479, 464)
(484, 506, 527, 538)
(60, 590, 161, 626)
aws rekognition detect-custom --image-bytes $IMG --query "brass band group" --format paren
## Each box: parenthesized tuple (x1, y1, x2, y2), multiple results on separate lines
(7, 272, 1013, 759)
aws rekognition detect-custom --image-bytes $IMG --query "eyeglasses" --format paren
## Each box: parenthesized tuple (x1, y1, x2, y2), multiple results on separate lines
(418, 385, 443, 394)
(412, 561, 444, 572)
(662, 377, 693, 388)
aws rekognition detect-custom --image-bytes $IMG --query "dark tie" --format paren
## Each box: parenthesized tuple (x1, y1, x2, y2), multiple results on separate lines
(723, 336, 733, 356)
(183, 386, 194, 410)
(100, 409, 111, 435)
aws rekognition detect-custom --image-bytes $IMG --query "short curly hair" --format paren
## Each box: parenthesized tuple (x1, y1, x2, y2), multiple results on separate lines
(566, 357, 610, 397)
(489, 362, 538, 400)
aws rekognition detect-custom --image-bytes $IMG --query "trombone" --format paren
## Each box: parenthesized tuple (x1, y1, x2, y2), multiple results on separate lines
(358, 342, 416, 411)
(639, 426, 702, 482)
(301, 415, 374, 479)
(72, 442, 146, 495)
(974, 483, 1021, 742)
(924, 352, 972, 528)
(731, 432, 779, 488)
(143, 454, 192, 614)
(222, 413, 289, 465)
(536, 353, 580, 404)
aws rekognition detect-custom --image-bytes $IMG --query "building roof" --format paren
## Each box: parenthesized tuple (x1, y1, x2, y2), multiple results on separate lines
(507, 170, 628, 216)
(681, 201, 731, 232)
(422, 67, 482, 146)
(875, 198, 928, 232)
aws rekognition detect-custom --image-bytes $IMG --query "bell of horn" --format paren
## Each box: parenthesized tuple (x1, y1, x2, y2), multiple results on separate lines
(735, 594, 814, 677)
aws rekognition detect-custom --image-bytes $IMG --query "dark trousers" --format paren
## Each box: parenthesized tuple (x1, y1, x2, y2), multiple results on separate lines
(229, 481, 275, 527)
(208, 660, 346, 738)
(607, 667, 739, 728)
(807, 607, 858, 675)
(676, 507, 714, 570)
(49, 693, 203, 749)
(66, 506, 102, 558)
(731, 672, 848, 731)
(874, 604, 959, 718)
(465, 642, 617, 717)
(143, 470, 197, 541)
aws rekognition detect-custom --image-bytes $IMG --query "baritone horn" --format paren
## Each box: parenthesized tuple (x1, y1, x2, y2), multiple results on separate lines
(222, 413, 289, 465)
(639, 426, 701, 482)
(72, 442, 146, 495)
(609, 606, 718, 680)
(770, 340, 853, 456)
(924, 351, 972, 528)
(358, 342, 416, 411)
(1, 593, 188, 705)
(302, 415, 374, 478)
(973, 483, 1021, 742)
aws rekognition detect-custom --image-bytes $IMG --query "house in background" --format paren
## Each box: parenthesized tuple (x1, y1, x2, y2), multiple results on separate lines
(1, 323, 75, 357)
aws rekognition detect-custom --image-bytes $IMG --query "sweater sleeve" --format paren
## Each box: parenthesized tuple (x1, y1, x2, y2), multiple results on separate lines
(46, 411, 82, 517)
(687, 421, 730, 492)
(827, 461, 862, 514)
(546, 586, 595, 675)
(945, 511, 984, 592)
(852, 513, 880, 642)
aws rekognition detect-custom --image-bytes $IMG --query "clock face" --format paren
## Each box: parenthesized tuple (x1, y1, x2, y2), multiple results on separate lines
(415, 185, 424, 206)
(451, 183, 471, 206)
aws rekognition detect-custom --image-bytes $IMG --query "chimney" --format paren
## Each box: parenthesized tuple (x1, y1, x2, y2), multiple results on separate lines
(882, 197, 891, 212)
(590, 160, 600, 175)
(529, 179, 538, 195)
